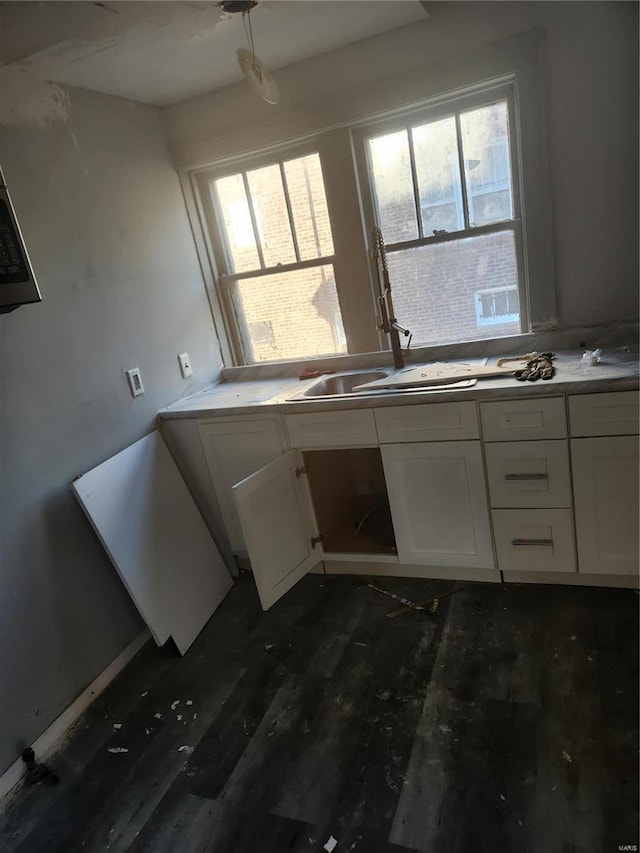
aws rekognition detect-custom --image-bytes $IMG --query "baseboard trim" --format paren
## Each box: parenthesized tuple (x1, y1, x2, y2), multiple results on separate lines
(325, 560, 501, 583)
(502, 571, 639, 588)
(0, 628, 150, 802)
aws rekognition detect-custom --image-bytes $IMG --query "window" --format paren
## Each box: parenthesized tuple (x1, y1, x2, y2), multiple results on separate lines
(475, 285, 520, 326)
(356, 88, 524, 347)
(203, 152, 346, 363)
(193, 74, 549, 365)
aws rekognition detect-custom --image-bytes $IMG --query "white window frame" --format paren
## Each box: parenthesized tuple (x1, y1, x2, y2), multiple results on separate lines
(352, 80, 529, 342)
(186, 52, 555, 366)
(195, 139, 343, 365)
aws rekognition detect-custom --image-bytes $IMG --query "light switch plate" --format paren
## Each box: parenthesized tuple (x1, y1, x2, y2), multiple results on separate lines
(126, 367, 145, 397)
(178, 352, 193, 378)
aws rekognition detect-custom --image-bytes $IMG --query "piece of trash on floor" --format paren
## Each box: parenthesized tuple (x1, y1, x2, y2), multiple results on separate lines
(154, 713, 162, 720)
(21, 748, 59, 787)
(186, 700, 193, 706)
(355, 642, 367, 647)
(265, 644, 274, 651)
(140, 691, 148, 697)
(499, 794, 506, 801)
(323, 836, 338, 852)
(570, 635, 577, 641)
(562, 750, 572, 764)
(193, 713, 197, 720)
(108, 748, 128, 754)
(145, 729, 151, 735)
(112, 724, 122, 730)
(365, 582, 438, 616)
(170, 700, 180, 710)
(178, 745, 193, 754)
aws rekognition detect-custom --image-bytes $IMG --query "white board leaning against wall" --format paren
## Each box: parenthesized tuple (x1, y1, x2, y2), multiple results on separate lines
(71, 431, 233, 655)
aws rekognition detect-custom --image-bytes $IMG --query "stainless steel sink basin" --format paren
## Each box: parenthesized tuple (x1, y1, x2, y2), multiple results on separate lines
(287, 370, 389, 401)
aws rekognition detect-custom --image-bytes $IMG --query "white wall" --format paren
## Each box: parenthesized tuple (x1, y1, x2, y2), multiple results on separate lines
(0, 86, 222, 775)
(164, 0, 639, 329)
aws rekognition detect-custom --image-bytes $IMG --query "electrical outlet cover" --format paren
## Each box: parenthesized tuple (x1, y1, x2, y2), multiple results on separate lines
(126, 367, 145, 397)
(178, 353, 193, 378)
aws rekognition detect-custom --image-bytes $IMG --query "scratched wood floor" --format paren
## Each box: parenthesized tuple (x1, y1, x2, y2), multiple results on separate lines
(1, 575, 637, 853)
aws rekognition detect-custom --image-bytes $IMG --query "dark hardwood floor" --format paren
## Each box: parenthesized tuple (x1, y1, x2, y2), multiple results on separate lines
(1, 574, 637, 853)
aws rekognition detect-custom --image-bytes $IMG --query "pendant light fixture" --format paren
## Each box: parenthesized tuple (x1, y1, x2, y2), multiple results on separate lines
(220, 0, 280, 105)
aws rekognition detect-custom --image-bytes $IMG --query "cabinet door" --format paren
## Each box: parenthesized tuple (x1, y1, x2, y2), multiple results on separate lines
(233, 450, 322, 610)
(381, 442, 494, 568)
(572, 436, 639, 575)
(199, 416, 288, 552)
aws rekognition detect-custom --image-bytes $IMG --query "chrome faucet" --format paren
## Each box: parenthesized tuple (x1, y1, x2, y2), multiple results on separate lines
(370, 227, 411, 370)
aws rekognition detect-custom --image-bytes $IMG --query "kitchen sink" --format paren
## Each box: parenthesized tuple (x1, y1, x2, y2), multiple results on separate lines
(287, 370, 389, 401)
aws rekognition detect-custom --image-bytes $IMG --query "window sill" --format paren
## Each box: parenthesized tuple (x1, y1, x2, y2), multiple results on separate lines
(219, 322, 638, 383)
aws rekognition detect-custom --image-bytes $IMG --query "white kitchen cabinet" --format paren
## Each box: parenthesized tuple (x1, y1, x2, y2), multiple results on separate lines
(484, 439, 572, 508)
(198, 415, 288, 552)
(375, 401, 478, 443)
(380, 441, 494, 569)
(492, 508, 576, 573)
(569, 391, 640, 437)
(233, 450, 322, 610)
(284, 409, 377, 448)
(571, 435, 639, 576)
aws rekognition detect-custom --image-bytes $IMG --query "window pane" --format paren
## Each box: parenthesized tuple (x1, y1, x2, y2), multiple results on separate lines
(211, 174, 260, 273)
(368, 130, 418, 242)
(284, 154, 334, 260)
(246, 164, 296, 267)
(413, 117, 464, 234)
(386, 230, 520, 346)
(233, 264, 346, 363)
(460, 101, 513, 227)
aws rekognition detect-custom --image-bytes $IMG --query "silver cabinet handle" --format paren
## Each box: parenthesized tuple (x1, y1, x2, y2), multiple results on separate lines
(504, 473, 548, 481)
(511, 538, 554, 547)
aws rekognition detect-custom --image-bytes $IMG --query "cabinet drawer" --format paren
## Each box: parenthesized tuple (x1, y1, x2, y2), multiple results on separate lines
(284, 409, 377, 448)
(374, 401, 478, 443)
(492, 509, 576, 573)
(480, 397, 566, 441)
(485, 440, 572, 508)
(569, 391, 639, 437)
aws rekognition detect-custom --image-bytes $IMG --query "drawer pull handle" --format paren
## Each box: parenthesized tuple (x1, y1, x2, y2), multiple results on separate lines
(504, 473, 548, 481)
(511, 538, 554, 547)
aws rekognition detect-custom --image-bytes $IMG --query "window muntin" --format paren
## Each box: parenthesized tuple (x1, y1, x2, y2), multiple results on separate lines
(361, 91, 523, 347)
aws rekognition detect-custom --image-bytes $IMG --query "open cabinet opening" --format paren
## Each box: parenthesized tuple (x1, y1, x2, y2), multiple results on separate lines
(304, 448, 397, 556)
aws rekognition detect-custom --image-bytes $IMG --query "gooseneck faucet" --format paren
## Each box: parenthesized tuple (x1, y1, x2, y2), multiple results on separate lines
(370, 227, 412, 370)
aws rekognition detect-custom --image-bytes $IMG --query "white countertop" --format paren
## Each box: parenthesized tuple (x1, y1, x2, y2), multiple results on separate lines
(158, 350, 639, 420)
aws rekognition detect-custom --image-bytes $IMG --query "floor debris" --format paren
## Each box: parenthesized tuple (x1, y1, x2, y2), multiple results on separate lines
(178, 745, 193, 754)
(364, 582, 438, 615)
(323, 836, 338, 852)
(154, 713, 162, 720)
(107, 748, 128, 754)
(140, 691, 148, 697)
(112, 724, 122, 730)
(170, 700, 180, 710)
(562, 750, 573, 764)
(186, 700, 193, 705)
(21, 747, 59, 787)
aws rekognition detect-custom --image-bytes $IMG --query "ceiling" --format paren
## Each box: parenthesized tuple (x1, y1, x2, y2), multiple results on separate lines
(0, 1, 430, 107)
